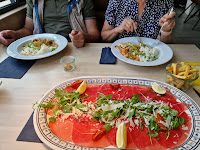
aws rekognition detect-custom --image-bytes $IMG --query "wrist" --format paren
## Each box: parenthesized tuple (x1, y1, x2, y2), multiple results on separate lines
(160, 29, 172, 36)
(115, 26, 122, 34)
(13, 30, 19, 39)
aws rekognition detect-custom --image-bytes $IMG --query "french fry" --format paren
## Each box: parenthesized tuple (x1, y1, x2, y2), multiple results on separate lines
(172, 63, 177, 75)
(166, 67, 173, 74)
(186, 74, 194, 79)
(178, 67, 186, 72)
(173, 74, 187, 79)
(166, 62, 199, 91)
(184, 65, 190, 76)
(177, 72, 185, 76)
(167, 74, 173, 82)
(189, 69, 199, 73)
(181, 62, 185, 67)
(176, 80, 185, 89)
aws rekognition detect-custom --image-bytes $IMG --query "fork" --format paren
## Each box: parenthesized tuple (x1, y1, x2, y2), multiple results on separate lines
(134, 28, 142, 44)
(151, 7, 174, 48)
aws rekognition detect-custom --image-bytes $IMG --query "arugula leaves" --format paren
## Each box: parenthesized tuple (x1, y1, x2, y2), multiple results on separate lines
(49, 117, 56, 123)
(131, 94, 140, 104)
(103, 124, 112, 133)
(63, 105, 72, 113)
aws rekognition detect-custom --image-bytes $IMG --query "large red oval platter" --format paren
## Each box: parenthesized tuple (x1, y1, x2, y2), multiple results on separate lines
(33, 77, 200, 150)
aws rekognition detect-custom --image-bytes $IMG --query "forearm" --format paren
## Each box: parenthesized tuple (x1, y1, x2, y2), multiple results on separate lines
(101, 27, 120, 42)
(83, 31, 100, 43)
(15, 27, 33, 39)
(15, 16, 33, 39)
(83, 19, 100, 43)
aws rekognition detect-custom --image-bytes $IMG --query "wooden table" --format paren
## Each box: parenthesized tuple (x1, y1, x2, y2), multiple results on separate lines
(0, 43, 200, 150)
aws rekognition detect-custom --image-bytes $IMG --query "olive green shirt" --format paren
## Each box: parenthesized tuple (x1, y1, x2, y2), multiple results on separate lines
(26, 0, 96, 38)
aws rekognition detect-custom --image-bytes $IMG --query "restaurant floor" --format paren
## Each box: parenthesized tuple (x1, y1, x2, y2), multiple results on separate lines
(173, 7, 200, 45)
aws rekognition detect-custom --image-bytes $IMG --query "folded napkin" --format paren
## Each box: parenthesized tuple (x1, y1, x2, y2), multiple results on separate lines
(16, 112, 42, 143)
(0, 57, 36, 79)
(99, 47, 116, 64)
(177, 61, 200, 96)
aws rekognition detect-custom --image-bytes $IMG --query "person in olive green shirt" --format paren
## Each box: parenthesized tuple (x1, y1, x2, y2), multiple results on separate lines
(0, 0, 100, 48)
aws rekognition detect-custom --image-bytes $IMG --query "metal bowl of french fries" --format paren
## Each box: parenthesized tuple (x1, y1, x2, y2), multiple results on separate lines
(166, 62, 199, 91)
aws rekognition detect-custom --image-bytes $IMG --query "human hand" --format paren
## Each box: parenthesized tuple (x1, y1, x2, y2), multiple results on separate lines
(0, 30, 16, 46)
(69, 30, 85, 48)
(159, 11, 176, 32)
(117, 18, 138, 33)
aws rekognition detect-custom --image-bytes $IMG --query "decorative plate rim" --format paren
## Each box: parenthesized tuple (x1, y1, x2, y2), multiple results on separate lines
(33, 76, 200, 150)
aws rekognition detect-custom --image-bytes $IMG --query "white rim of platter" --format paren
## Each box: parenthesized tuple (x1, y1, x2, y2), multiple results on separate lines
(111, 37, 173, 66)
(33, 76, 200, 150)
(7, 33, 68, 60)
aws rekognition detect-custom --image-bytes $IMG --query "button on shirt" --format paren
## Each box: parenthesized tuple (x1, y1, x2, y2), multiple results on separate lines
(105, 0, 173, 39)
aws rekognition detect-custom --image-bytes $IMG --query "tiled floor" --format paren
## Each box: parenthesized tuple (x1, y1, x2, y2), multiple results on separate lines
(173, 7, 200, 44)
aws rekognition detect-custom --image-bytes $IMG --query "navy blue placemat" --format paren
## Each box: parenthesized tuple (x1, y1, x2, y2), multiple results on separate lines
(0, 56, 36, 79)
(99, 47, 116, 64)
(17, 112, 42, 143)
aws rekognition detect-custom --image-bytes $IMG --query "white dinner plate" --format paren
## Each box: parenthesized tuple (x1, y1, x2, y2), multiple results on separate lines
(111, 37, 173, 66)
(7, 33, 68, 60)
(33, 76, 200, 150)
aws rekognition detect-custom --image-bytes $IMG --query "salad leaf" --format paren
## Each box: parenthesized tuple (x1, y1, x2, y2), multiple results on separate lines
(128, 108, 135, 118)
(179, 117, 185, 125)
(98, 93, 112, 101)
(93, 111, 101, 121)
(141, 43, 146, 47)
(131, 94, 140, 104)
(40, 101, 57, 108)
(63, 105, 72, 113)
(49, 117, 56, 123)
(53, 105, 61, 117)
(140, 118, 143, 131)
(147, 130, 159, 138)
(112, 109, 121, 117)
(103, 124, 112, 133)
(55, 89, 67, 98)
(172, 117, 179, 129)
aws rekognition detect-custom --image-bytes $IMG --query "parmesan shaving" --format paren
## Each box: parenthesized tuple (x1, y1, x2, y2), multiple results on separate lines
(182, 125, 189, 130)
(99, 103, 124, 111)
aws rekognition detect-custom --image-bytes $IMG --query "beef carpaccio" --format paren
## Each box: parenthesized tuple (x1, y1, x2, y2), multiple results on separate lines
(43, 81, 191, 150)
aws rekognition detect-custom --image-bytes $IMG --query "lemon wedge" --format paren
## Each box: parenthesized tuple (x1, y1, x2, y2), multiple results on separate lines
(77, 80, 87, 94)
(152, 82, 166, 94)
(116, 122, 127, 149)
